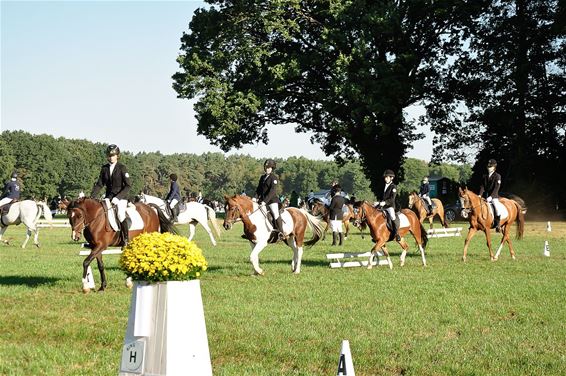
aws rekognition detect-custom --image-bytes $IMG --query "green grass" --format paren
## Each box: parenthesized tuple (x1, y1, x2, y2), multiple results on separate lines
(1, 220, 565, 375)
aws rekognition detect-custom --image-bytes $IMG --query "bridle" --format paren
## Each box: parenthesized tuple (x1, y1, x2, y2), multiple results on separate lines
(69, 202, 106, 236)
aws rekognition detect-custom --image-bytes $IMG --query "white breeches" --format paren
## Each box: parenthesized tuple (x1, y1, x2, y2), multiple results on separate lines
(116, 199, 128, 222)
(385, 207, 396, 220)
(0, 198, 13, 207)
(492, 198, 500, 216)
(169, 198, 179, 208)
(330, 219, 343, 233)
(268, 203, 279, 220)
(422, 195, 432, 206)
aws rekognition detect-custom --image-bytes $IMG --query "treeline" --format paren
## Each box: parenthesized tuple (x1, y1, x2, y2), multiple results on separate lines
(0, 130, 471, 202)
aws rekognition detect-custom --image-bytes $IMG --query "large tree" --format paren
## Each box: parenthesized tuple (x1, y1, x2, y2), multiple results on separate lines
(426, 0, 565, 211)
(173, 0, 485, 195)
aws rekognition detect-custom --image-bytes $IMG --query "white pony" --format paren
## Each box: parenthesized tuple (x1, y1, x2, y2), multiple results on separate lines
(0, 200, 52, 248)
(139, 193, 221, 246)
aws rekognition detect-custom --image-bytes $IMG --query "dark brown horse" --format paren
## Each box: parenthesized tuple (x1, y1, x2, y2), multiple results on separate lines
(223, 195, 326, 275)
(310, 200, 355, 239)
(408, 192, 448, 229)
(67, 198, 176, 292)
(458, 187, 526, 261)
(353, 201, 429, 269)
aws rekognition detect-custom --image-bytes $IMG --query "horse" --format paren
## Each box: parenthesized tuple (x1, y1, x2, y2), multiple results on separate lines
(67, 198, 176, 292)
(223, 194, 326, 275)
(408, 192, 448, 229)
(0, 200, 52, 248)
(57, 198, 70, 214)
(458, 187, 526, 262)
(352, 201, 428, 269)
(310, 199, 355, 239)
(139, 193, 221, 246)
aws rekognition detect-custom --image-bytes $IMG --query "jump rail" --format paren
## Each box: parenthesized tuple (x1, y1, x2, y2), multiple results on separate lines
(326, 251, 390, 268)
(426, 227, 462, 238)
(37, 219, 70, 228)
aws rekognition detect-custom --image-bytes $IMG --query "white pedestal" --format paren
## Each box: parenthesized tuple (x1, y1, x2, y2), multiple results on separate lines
(119, 280, 212, 376)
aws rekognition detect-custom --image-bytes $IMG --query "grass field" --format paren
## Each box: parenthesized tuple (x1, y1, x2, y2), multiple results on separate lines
(1, 218, 565, 375)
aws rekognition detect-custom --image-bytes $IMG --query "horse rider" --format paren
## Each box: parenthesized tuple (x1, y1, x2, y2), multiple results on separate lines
(0, 172, 21, 211)
(479, 159, 502, 232)
(165, 173, 181, 222)
(419, 176, 433, 214)
(376, 169, 401, 241)
(90, 144, 132, 245)
(255, 159, 285, 239)
(329, 184, 347, 246)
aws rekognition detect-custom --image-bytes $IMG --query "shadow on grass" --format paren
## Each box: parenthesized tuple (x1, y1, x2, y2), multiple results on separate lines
(0, 275, 60, 287)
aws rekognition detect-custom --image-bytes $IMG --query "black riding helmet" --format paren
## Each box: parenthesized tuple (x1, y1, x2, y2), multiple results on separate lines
(170, 173, 178, 181)
(11, 172, 17, 179)
(487, 159, 497, 167)
(264, 159, 276, 169)
(106, 144, 120, 157)
(383, 169, 395, 177)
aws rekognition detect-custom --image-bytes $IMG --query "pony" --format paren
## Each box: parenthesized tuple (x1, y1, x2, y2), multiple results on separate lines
(223, 194, 326, 275)
(57, 197, 70, 213)
(139, 193, 221, 246)
(67, 198, 176, 292)
(352, 201, 428, 269)
(458, 187, 526, 261)
(0, 200, 52, 248)
(310, 199, 355, 239)
(408, 191, 448, 229)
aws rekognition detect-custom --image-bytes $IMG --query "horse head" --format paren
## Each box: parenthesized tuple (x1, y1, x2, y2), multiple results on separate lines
(408, 192, 417, 208)
(67, 198, 90, 241)
(223, 195, 252, 230)
(352, 201, 367, 228)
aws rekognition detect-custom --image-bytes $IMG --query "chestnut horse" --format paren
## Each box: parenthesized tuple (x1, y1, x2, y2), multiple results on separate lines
(310, 199, 355, 239)
(458, 187, 526, 261)
(223, 195, 326, 275)
(67, 198, 176, 292)
(353, 201, 428, 269)
(408, 192, 448, 229)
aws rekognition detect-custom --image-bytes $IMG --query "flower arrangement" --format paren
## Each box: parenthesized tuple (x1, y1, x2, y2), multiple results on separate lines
(119, 232, 207, 282)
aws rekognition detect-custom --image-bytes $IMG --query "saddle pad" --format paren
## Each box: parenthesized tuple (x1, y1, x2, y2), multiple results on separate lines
(398, 213, 410, 229)
(126, 205, 144, 231)
(342, 205, 349, 215)
(489, 201, 508, 221)
(104, 199, 120, 232)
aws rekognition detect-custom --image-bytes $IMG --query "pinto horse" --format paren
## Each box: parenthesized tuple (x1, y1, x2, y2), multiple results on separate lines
(353, 201, 428, 269)
(139, 193, 221, 245)
(458, 187, 526, 262)
(408, 192, 448, 229)
(310, 199, 355, 239)
(67, 198, 176, 292)
(223, 195, 326, 275)
(0, 200, 52, 248)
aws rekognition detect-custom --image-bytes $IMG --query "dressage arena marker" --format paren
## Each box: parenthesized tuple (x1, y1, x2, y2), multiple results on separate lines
(78, 246, 123, 286)
(327, 251, 390, 268)
(426, 227, 463, 238)
(336, 339, 355, 376)
(543, 221, 551, 257)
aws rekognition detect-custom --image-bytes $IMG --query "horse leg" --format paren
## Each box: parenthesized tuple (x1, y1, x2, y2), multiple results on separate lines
(200, 222, 217, 246)
(462, 227, 478, 262)
(95, 254, 107, 291)
(381, 245, 393, 269)
(188, 223, 196, 241)
(0, 226, 9, 245)
(500, 223, 516, 260)
(290, 237, 303, 274)
(250, 241, 267, 276)
(33, 227, 40, 248)
(428, 216, 433, 230)
(485, 230, 496, 261)
(399, 239, 409, 267)
(21, 226, 32, 249)
(343, 221, 349, 239)
(82, 253, 97, 293)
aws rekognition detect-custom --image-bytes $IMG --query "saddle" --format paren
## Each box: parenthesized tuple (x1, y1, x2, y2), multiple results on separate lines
(261, 206, 285, 244)
(0, 202, 14, 217)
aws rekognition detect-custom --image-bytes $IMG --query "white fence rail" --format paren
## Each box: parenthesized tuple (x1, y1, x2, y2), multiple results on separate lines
(326, 251, 390, 268)
(426, 227, 462, 238)
(37, 219, 70, 228)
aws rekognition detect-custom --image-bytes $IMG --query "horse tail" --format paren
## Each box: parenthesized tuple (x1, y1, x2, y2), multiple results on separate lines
(300, 209, 326, 247)
(204, 204, 222, 238)
(149, 203, 179, 235)
(39, 201, 53, 221)
(513, 200, 525, 240)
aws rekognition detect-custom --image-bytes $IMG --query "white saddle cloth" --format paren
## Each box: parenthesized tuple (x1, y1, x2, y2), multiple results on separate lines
(398, 213, 410, 229)
(489, 200, 508, 221)
(104, 200, 144, 232)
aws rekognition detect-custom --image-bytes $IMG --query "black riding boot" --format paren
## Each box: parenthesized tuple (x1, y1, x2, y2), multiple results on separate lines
(332, 232, 338, 246)
(339, 232, 344, 246)
(276, 216, 286, 240)
(494, 215, 501, 232)
(120, 220, 129, 246)
(392, 222, 401, 242)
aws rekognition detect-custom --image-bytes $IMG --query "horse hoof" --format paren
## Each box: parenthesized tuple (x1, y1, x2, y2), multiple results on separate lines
(491, 257, 497, 262)
(512, 255, 516, 261)
(462, 257, 467, 262)
(35, 244, 40, 248)
(97, 288, 105, 293)
(125, 277, 133, 289)
(400, 262, 405, 267)
(82, 287, 91, 294)
(253, 270, 265, 276)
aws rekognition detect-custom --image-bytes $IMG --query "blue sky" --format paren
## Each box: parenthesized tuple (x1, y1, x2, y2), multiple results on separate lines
(1, 0, 432, 161)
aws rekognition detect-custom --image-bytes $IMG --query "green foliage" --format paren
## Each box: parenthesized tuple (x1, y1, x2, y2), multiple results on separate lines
(173, 0, 486, 196)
